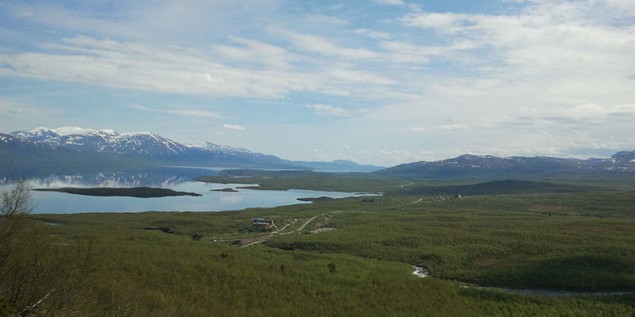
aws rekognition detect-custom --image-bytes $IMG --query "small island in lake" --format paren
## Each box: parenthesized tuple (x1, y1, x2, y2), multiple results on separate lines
(33, 187, 202, 198)
(296, 196, 335, 202)
(210, 188, 239, 193)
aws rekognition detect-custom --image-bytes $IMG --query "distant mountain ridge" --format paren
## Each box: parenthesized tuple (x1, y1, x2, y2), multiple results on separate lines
(4, 126, 633, 179)
(4, 127, 296, 172)
(11, 127, 247, 158)
(1, 127, 381, 178)
(375, 152, 635, 179)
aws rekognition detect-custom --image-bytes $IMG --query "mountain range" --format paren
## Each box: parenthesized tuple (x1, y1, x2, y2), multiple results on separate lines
(376, 151, 635, 179)
(2, 127, 634, 180)
(0, 127, 382, 178)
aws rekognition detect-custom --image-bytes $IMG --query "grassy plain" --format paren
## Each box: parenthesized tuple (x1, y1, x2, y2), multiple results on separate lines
(2, 173, 635, 316)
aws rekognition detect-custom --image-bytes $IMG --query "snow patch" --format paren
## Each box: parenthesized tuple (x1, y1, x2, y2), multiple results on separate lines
(53, 126, 97, 135)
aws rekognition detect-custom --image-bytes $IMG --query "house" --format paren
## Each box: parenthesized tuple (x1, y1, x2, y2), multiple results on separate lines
(252, 218, 275, 228)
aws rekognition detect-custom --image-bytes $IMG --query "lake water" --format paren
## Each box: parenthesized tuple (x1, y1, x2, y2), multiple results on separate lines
(0, 169, 374, 214)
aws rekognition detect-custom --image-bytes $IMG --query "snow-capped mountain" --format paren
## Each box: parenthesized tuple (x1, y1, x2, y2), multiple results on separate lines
(11, 127, 190, 157)
(6, 126, 298, 170)
(4, 126, 633, 179)
(605, 150, 635, 171)
(1, 127, 385, 178)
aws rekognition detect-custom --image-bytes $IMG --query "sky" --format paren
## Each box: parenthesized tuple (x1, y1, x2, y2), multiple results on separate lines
(1, 0, 634, 166)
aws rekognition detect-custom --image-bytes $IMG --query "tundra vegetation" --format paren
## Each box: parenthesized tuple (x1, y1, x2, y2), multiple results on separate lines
(1, 174, 634, 316)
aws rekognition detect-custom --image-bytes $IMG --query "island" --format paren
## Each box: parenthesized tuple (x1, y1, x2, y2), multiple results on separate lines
(33, 187, 202, 198)
(210, 188, 239, 192)
(296, 196, 334, 202)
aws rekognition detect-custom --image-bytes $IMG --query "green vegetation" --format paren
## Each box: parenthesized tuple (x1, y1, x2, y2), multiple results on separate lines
(1, 175, 635, 316)
(196, 169, 404, 192)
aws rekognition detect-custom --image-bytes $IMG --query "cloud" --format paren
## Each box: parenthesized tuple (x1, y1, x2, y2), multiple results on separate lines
(403, 12, 471, 34)
(379, 40, 477, 65)
(278, 30, 378, 59)
(223, 124, 246, 131)
(0, 36, 312, 99)
(2, 0, 285, 43)
(0, 32, 401, 102)
(0, 98, 35, 115)
(374, 0, 405, 6)
(306, 104, 349, 117)
(129, 104, 224, 119)
(355, 28, 392, 40)
(307, 14, 348, 26)
(409, 124, 470, 133)
(1, 0, 634, 164)
(211, 36, 295, 70)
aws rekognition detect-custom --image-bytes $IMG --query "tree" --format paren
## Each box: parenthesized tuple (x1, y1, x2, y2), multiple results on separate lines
(0, 180, 81, 316)
(1, 180, 37, 246)
(1, 179, 37, 217)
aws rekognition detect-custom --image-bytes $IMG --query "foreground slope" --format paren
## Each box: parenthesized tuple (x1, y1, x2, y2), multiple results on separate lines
(3, 176, 633, 316)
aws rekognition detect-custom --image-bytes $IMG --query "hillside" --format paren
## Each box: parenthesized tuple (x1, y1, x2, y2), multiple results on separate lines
(375, 152, 635, 180)
(1, 127, 376, 177)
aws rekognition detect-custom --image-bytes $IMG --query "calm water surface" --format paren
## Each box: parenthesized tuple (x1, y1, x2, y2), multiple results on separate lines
(0, 170, 373, 214)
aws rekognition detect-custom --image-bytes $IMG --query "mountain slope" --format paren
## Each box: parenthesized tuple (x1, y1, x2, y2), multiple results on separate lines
(1, 132, 152, 178)
(13, 127, 201, 158)
(5, 127, 634, 178)
(3, 127, 377, 176)
(5, 127, 300, 175)
(375, 152, 635, 179)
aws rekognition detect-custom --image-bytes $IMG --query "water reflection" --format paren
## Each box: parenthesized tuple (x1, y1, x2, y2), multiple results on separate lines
(21, 168, 213, 188)
(0, 168, 374, 214)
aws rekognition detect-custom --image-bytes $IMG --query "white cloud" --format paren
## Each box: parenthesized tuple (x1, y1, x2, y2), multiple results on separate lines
(0, 98, 35, 115)
(306, 104, 349, 117)
(278, 30, 378, 59)
(1, 0, 634, 164)
(0, 36, 309, 99)
(403, 12, 471, 34)
(3, 0, 285, 43)
(307, 14, 348, 26)
(129, 104, 224, 119)
(223, 124, 246, 131)
(355, 28, 392, 40)
(374, 0, 405, 6)
(212, 36, 296, 70)
(409, 124, 470, 132)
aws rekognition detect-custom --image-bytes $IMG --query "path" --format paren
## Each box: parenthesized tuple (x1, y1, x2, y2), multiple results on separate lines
(240, 211, 340, 248)
(400, 181, 414, 189)
(409, 198, 423, 204)
(296, 214, 321, 232)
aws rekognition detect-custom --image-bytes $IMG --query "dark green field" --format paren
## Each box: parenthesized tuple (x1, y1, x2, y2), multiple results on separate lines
(2, 173, 634, 316)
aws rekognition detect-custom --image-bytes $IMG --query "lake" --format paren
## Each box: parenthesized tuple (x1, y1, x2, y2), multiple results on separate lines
(0, 169, 374, 214)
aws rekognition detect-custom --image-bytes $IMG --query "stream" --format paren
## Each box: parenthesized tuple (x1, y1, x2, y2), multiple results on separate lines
(411, 266, 631, 297)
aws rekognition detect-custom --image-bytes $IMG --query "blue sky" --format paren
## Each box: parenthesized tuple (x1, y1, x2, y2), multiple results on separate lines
(1, 0, 634, 166)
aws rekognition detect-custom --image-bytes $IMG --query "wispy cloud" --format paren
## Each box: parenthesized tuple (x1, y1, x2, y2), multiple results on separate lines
(223, 124, 246, 131)
(278, 30, 378, 59)
(307, 14, 348, 26)
(306, 104, 349, 117)
(1, 0, 634, 165)
(355, 28, 392, 40)
(129, 104, 224, 119)
(409, 124, 470, 133)
(211, 36, 295, 70)
(374, 0, 405, 6)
